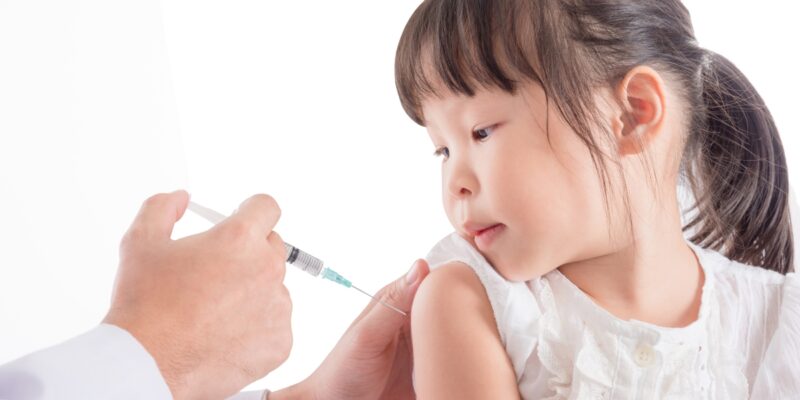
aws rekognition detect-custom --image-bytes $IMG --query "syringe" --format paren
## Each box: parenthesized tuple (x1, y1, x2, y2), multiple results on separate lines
(187, 200, 407, 316)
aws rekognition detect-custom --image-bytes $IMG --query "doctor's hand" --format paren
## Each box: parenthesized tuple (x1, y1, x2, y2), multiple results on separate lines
(271, 259, 430, 400)
(103, 191, 292, 400)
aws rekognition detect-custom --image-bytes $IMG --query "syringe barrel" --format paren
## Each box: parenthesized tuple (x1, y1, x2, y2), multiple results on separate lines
(284, 242, 324, 277)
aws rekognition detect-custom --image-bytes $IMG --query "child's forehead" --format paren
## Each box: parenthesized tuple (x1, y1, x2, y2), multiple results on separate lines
(420, 82, 543, 125)
(419, 92, 489, 129)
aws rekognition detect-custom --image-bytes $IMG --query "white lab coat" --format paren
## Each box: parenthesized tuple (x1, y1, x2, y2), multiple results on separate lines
(0, 324, 266, 400)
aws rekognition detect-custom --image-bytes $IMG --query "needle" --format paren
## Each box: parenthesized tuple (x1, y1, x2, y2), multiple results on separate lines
(352, 285, 408, 316)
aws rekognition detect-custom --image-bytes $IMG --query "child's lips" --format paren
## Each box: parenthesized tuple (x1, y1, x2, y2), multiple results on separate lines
(472, 224, 506, 250)
(463, 222, 492, 236)
(463, 222, 505, 238)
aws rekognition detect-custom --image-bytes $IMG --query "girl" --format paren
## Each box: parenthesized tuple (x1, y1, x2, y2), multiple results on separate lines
(395, 0, 799, 398)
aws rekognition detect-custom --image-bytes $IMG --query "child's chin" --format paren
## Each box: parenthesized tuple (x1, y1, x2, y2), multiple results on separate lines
(492, 253, 555, 282)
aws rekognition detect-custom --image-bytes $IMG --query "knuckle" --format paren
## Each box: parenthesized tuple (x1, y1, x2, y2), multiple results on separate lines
(219, 219, 252, 242)
(261, 286, 293, 365)
(281, 284, 292, 307)
(274, 256, 288, 279)
(274, 252, 288, 269)
(120, 226, 145, 248)
(278, 317, 293, 359)
(269, 334, 292, 366)
(273, 285, 292, 314)
(275, 259, 287, 281)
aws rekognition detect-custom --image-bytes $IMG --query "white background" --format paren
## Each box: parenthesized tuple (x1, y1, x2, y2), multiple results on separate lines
(1, 0, 797, 393)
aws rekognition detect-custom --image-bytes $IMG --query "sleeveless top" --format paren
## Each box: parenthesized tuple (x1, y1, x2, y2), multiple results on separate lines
(424, 233, 800, 399)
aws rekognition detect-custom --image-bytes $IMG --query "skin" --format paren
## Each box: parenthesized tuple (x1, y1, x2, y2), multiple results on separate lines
(106, 190, 430, 399)
(272, 259, 430, 400)
(105, 192, 293, 399)
(412, 67, 705, 398)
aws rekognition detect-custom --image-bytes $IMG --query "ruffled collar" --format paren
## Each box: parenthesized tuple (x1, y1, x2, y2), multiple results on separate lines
(530, 239, 748, 398)
(541, 239, 716, 345)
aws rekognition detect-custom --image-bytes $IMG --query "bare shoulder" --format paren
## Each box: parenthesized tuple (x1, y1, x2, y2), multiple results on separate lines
(411, 262, 520, 399)
(413, 261, 491, 315)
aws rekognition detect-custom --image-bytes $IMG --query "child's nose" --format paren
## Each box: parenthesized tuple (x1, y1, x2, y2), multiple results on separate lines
(446, 162, 478, 198)
(449, 185, 472, 198)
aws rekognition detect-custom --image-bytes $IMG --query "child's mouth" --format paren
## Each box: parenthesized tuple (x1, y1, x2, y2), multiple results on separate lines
(473, 223, 505, 249)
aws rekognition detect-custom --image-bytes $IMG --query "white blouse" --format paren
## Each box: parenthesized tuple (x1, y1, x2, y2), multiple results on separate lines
(425, 233, 799, 399)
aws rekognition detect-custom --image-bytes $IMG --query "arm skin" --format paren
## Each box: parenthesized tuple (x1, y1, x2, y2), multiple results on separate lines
(411, 262, 521, 399)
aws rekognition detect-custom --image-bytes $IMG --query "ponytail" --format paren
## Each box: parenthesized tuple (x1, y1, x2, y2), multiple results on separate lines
(683, 51, 794, 274)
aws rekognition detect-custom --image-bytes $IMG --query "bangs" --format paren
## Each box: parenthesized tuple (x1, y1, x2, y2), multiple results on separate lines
(395, 0, 544, 125)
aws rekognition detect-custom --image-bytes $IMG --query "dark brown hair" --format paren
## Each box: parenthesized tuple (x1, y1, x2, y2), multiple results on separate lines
(395, 0, 793, 274)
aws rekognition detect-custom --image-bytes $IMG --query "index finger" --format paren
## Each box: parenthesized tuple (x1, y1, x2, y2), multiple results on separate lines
(226, 194, 282, 235)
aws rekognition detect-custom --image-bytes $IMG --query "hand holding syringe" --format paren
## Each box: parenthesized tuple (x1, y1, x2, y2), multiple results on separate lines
(187, 201, 407, 316)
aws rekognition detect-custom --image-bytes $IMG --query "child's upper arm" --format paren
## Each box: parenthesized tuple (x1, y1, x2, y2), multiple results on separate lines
(411, 262, 520, 399)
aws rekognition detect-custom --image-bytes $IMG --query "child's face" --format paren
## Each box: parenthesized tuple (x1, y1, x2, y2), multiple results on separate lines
(421, 82, 617, 281)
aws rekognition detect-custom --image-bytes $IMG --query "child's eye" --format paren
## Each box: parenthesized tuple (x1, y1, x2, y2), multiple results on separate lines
(433, 146, 450, 160)
(473, 125, 495, 141)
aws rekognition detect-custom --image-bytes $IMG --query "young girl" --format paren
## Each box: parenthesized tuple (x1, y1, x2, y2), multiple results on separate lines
(395, 0, 799, 398)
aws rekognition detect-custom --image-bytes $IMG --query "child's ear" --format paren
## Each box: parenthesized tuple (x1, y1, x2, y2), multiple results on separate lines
(611, 66, 666, 156)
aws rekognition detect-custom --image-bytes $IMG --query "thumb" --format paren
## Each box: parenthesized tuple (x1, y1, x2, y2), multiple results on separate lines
(129, 190, 191, 242)
(356, 259, 430, 342)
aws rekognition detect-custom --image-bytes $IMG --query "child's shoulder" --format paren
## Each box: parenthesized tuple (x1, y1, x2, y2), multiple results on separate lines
(411, 259, 523, 398)
(697, 243, 791, 298)
(697, 243, 798, 344)
(701, 249, 800, 396)
(414, 260, 490, 312)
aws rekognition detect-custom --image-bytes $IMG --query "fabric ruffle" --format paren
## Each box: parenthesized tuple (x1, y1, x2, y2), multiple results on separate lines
(749, 272, 800, 398)
(530, 242, 750, 399)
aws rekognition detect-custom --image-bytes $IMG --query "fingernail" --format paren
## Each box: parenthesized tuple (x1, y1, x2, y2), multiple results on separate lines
(406, 260, 421, 284)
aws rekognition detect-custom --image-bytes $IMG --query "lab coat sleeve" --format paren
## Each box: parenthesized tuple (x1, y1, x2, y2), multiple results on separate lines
(0, 323, 172, 399)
